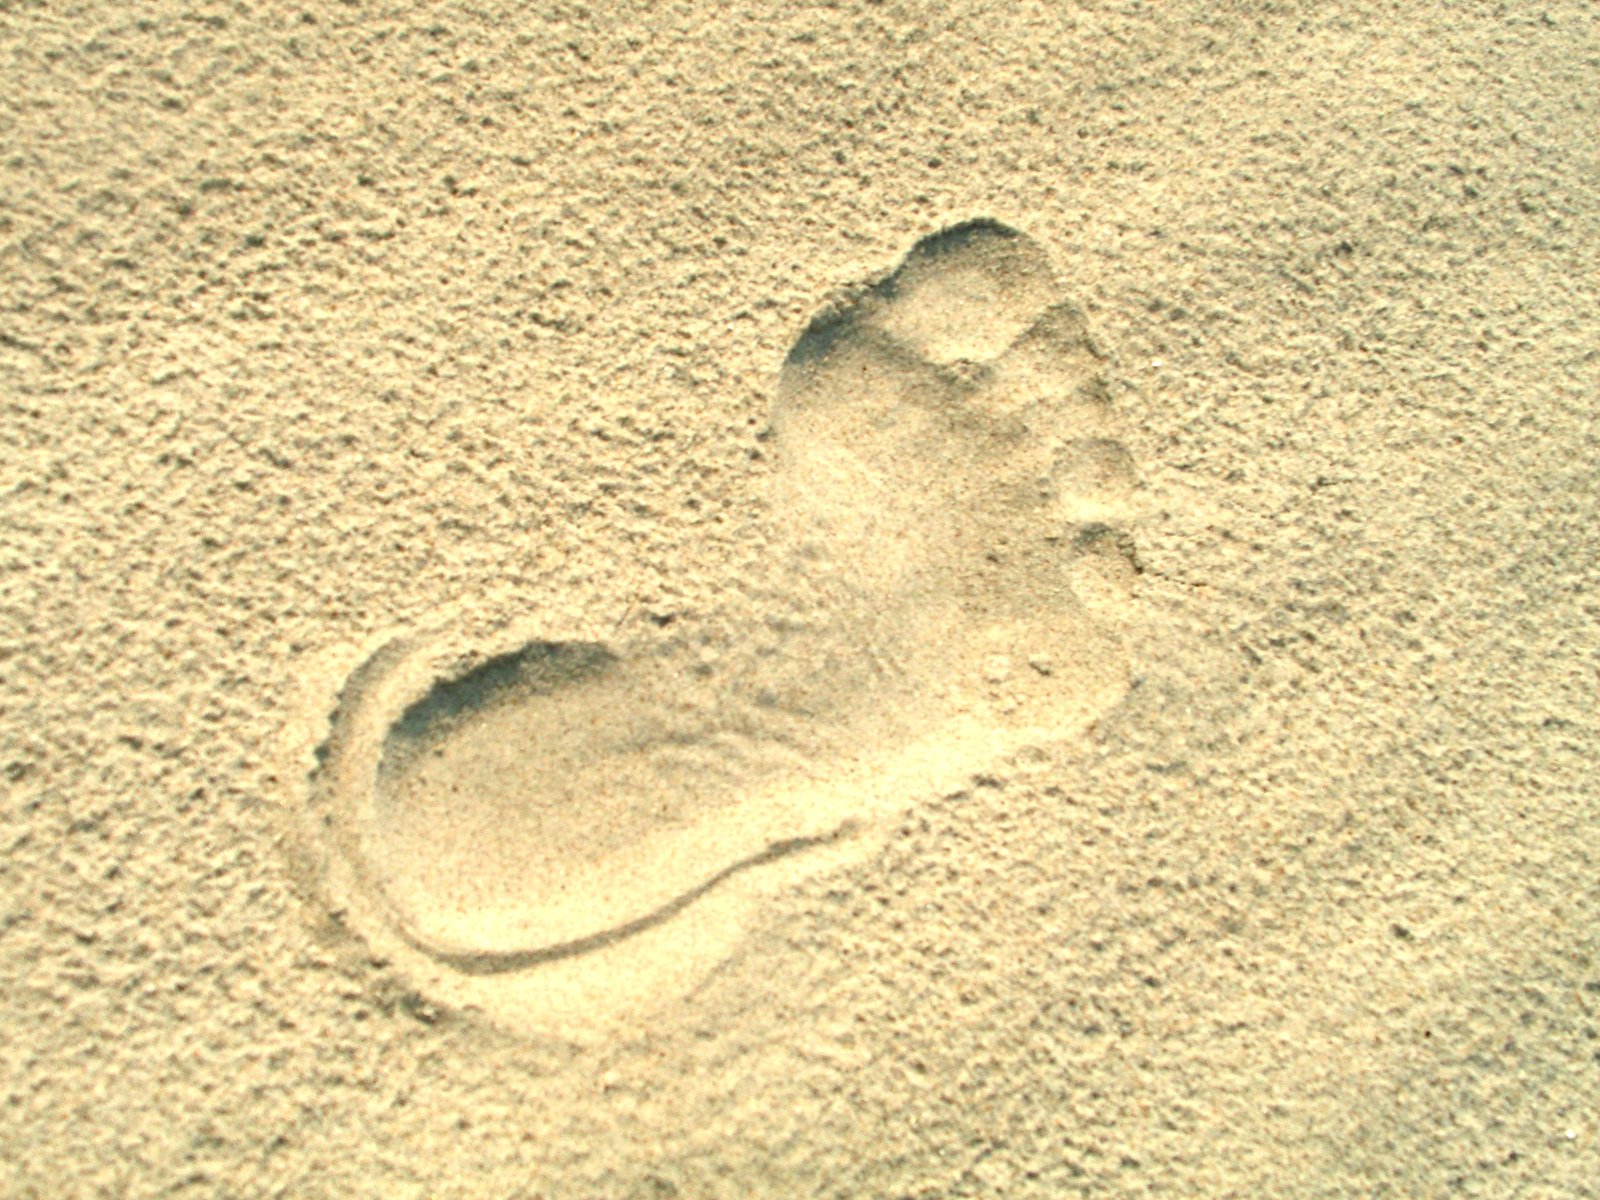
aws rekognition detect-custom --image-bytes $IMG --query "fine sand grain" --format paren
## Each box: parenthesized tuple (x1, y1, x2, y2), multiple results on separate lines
(2, 2, 1597, 1196)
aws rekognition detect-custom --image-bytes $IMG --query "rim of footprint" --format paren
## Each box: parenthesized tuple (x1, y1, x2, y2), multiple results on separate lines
(297, 220, 1141, 1040)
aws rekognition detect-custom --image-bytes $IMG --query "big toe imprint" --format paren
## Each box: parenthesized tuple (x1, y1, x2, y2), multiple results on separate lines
(304, 220, 1139, 1034)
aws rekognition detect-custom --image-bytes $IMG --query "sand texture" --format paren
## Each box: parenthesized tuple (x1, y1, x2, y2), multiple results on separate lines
(2, 2, 1597, 1196)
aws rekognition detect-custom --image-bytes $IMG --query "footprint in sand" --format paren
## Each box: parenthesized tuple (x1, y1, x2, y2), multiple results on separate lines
(301, 220, 1139, 1036)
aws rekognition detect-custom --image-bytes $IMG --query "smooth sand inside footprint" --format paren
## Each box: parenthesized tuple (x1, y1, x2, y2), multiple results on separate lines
(304, 219, 1140, 1033)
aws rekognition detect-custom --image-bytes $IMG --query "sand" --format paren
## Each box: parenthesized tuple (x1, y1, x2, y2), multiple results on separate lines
(2, 2, 1596, 1196)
